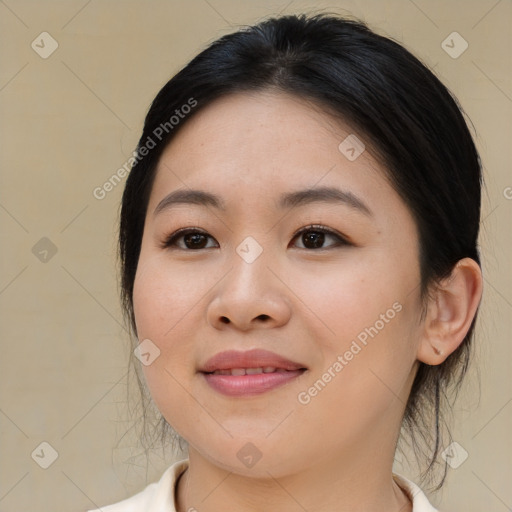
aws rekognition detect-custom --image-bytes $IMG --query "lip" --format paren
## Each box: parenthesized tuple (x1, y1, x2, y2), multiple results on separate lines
(200, 348, 306, 373)
(199, 349, 307, 397)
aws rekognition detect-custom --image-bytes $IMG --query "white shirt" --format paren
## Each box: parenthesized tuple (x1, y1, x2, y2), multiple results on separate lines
(87, 458, 439, 511)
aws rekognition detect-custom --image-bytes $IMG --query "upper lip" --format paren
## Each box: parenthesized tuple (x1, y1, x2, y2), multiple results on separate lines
(199, 349, 307, 373)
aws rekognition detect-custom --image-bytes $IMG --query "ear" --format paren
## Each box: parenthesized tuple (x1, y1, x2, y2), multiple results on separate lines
(417, 257, 483, 365)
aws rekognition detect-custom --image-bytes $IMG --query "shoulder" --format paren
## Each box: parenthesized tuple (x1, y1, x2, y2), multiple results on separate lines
(86, 458, 189, 512)
(393, 473, 440, 512)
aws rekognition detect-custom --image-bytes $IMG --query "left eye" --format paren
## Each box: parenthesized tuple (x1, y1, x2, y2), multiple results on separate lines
(291, 225, 349, 250)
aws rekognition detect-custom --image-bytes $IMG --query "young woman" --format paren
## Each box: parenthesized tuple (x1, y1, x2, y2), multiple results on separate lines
(91, 13, 483, 512)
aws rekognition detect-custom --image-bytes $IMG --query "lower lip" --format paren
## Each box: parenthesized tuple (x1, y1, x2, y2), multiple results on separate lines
(202, 370, 305, 397)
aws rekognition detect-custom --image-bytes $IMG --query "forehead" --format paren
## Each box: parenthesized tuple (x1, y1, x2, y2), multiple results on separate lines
(149, 91, 401, 219)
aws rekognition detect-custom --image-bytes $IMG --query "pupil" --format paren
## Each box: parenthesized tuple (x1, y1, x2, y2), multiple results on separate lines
(304, 231, 324, 248)
(185, 233, 206, 248)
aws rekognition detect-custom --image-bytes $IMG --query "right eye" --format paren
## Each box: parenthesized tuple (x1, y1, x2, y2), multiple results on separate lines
(160, 228, 219, 250)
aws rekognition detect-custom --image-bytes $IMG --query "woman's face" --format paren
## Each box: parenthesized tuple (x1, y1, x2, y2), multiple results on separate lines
(133, 90, 424, 477)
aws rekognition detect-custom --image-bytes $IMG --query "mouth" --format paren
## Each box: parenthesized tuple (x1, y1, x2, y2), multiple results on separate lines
(199, 349, 308, 397)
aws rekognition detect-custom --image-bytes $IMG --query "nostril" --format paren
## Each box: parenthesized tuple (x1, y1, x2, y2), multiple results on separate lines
(257, 314, 270, 321)
(220, 316, 230, 324)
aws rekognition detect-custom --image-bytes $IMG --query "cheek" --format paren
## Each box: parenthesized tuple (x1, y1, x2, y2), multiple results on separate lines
(296, 307, 418, 447)
(132, 250, 209, 340)
(132, 256, 190, 390)
(284, 253, 404, 347)
(132, 253, 222, 428)
(289, 254, 419, 416)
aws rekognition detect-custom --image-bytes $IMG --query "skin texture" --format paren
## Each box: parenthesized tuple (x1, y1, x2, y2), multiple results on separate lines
(132, 90, 482, 512)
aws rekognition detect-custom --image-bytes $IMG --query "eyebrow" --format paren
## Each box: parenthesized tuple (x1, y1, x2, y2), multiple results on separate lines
(153, 186, 373, 217)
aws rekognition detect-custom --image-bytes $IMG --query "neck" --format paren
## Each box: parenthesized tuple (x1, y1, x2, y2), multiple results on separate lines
(176, 440, 412, 512)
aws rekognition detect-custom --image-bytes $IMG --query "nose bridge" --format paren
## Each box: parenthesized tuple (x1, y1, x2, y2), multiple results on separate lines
(228, 233, 274, 297)
(207, 232, 291, 329)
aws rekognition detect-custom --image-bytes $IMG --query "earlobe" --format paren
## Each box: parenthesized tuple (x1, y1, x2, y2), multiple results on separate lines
(417, 258, 483, 366)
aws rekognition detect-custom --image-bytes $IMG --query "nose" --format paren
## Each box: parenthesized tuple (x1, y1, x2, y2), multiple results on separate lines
(206, 248, 292, 331)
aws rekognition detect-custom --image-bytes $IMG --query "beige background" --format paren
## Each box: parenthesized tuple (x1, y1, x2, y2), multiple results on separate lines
(0, 0, 511, 511)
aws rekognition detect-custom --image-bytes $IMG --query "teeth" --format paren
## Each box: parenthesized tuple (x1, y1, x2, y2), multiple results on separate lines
(211, 367, 280, 376)
(245, 367, 263, 375)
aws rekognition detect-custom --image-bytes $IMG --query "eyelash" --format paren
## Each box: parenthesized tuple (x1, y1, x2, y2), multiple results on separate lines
(159, 224, 351, 251)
